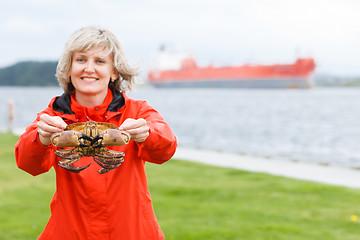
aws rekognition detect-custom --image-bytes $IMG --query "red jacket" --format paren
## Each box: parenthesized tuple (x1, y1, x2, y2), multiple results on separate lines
(15, 88, 177, 240)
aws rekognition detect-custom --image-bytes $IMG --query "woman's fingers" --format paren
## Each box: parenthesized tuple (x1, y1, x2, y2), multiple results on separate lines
(39, 114, 67, 130)
(119, 118, 149, 143)
(37, 114, 67, 145)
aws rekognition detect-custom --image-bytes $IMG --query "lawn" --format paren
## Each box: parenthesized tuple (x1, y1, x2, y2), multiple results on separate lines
(1, 133, 360, 239)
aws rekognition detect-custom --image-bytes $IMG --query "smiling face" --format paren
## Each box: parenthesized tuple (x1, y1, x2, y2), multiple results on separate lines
(69, 46, 118, 105)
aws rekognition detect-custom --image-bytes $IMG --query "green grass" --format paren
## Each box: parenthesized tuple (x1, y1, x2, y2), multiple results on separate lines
(1, 133, 360, 239)
(0, 133, 55, 239)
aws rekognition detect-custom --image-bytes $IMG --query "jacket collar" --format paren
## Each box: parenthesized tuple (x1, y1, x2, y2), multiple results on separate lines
(51, 88, 126, 122)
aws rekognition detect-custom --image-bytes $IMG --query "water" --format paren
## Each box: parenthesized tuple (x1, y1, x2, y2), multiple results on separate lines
(1, 86, 359, 167)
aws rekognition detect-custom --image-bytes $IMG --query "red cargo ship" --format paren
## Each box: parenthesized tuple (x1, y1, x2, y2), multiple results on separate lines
(148, 54, 316, 88)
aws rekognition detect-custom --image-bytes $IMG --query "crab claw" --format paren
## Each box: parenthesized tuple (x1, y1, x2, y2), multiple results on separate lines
(92, 129, 130, 148)
(78, 133, 92, 147)
(91, 134, 103, 147)
(58, 162, 91, 173)
(51, 130, 90, 148)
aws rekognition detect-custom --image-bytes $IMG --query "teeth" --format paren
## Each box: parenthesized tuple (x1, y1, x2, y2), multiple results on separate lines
(82, 78, 97, 82)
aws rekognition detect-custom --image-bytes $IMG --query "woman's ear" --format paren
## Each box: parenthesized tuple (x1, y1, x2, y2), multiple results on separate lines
(112, 70, 119, 81)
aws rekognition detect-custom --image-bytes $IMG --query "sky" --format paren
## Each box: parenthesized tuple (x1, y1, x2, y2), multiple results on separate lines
(1, 0, 360, 77)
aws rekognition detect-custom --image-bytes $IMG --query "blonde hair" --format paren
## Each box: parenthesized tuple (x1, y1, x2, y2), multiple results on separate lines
(56, 26, 139, 94)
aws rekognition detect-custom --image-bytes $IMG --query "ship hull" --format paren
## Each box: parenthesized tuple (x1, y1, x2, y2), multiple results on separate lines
(148, 56, 316, 89)
(151, 77, 313, 89)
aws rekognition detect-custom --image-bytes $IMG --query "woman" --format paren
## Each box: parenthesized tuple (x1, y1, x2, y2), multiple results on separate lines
(15, 26, 177, 240)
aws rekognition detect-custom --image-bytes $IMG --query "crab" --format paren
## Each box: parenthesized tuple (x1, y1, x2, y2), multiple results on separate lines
(50, 121, 130, 174)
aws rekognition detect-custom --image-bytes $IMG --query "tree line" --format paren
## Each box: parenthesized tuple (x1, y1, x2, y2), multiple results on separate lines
(0, 61, 58, 86)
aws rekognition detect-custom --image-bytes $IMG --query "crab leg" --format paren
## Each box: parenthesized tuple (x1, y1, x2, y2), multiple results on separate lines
(93, 149, 125, 174)
(93, 157, 123, 168)
(93, 157, 123, 174)
(93, 153, 124, 167)
(55, 149, 91, 173)
(93, 157, 123, 169)
(98, 168, 111, 174)
(58, 161, 91, 173)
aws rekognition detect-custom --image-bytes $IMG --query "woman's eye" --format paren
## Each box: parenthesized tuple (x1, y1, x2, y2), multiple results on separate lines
(97, 59, 105, 64)
(76, 58, 85, 63)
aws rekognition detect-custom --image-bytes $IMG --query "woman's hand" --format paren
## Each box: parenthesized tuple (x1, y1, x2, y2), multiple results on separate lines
(119, 118, 149, 143)
(37, 114, 67, 146)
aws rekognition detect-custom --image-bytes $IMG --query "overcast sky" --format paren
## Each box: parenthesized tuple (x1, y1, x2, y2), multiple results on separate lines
(1, 0, 359, 77)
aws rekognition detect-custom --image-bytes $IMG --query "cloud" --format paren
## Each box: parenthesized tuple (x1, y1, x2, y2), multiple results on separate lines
(3, 16, 45, 34)
(0, 0, 359, 75)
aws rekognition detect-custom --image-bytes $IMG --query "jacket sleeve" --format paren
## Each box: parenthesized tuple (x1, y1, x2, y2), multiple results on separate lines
(135, 101, 177, 164)
(15, 111, 56, 176)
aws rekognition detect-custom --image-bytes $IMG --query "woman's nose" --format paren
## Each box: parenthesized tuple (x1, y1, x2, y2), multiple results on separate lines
(84, 61, 95, 73)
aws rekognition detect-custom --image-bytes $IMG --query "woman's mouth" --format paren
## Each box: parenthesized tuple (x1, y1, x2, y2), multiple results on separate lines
(81, 77, 98, 82)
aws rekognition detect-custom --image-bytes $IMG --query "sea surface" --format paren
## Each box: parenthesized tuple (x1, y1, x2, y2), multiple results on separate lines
(1, 86, 359, 167)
